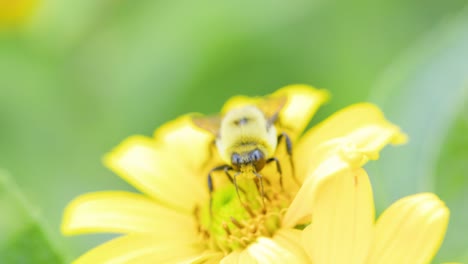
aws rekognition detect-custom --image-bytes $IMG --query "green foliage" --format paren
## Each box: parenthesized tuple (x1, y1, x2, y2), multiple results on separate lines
(0, 172, 65, 263)
(0, 0, 467, 261)
(435, 101, 468, 262)
(367, 7, 468, 262)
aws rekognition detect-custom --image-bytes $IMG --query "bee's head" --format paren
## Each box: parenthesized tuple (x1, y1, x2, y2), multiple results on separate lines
(231, 149, 266, 172)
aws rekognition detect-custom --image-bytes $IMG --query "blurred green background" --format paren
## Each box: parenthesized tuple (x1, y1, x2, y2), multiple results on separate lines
(1, 0, 467, 263)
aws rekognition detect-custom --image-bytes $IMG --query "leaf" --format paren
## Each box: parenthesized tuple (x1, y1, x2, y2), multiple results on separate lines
(0, 171, 66, 264)
(433, 101, 468, 263)
(366, 6, 468, 263)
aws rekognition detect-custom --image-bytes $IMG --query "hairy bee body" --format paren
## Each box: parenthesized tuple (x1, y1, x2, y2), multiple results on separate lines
(216, 106, 277, 172)
(193, 96, 292, 209)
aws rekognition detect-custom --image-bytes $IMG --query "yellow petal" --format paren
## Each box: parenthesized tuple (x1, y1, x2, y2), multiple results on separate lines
(73, 234, 202, 264)
(284, 154, 351, 227)
(153, 115, 216, 173)
(301, 168, 374, 264)
(104, 135, 207, 213)
(365, 193, 450, 264)
(247, 231, 311, 264)
(61, 191, 197, 238)
(272, 84, 329, 140)
(221, 251, 258, 264)
(273, 229, 311, 263)
(221, 84, 329, 141)
(295, 103, 407, 182)
(0, 0, 38, 28)
(290, 123, 406, 219)
(178, 251, 224, 264)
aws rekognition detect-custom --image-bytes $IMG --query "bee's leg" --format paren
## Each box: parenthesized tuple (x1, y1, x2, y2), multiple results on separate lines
(207, 165, 232, 217)
(224, 168, 243, 205)
(266, 157, 283, 189)
(261, 175, 272, 186)
(223, 167, 247, 195)
(278, 132, 300, 185)
(223, 166, 234, 184)
(253, 172, 266, 209)
(232, 172, 245, 206)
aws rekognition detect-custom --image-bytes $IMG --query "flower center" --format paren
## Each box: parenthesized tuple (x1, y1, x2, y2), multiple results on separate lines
(195, 176, 293, 253)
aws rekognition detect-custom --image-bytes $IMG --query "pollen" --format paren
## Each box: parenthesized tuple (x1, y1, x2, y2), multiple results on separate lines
(196, 176, 294, 254)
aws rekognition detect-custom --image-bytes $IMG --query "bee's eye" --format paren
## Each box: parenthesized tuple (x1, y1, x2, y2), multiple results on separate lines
(231, 153, 242, 166)
(250, 149, 264, 162)
(250, 149, 265, 171)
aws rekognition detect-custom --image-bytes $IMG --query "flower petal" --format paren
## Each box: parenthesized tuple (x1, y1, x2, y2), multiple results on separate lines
(295, 103, 407, 182)
(154, 115, 217, 172)
(273, 84, 329, 140)
(365, 193, 450, 264)
(104, 135, 207, 213)
(284, 154, 351, 227)
(221, 84, 329, 141)
(178, 251, 224, 264)
(0, 0, 38, 27)
(247, 230, 311, 264)
(301, 168, 374, 264)
(221, 251, 258, 264)
(73, 234, 202, 264)
(61, 191, 197, 239)
(273, 229, 311, 263)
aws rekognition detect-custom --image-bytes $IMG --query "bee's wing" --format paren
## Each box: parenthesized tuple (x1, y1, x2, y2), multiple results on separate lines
(192, 115, 222, 136)
(256, 96, 287, 125)
(193, 96, 286, 135)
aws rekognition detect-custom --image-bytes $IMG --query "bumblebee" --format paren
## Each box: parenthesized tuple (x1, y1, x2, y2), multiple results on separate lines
(193, 96, 294, 210)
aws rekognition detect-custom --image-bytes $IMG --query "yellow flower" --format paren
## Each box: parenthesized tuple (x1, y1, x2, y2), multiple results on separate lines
(61, 85, 448, 263)
(0, 0, 38, 29)
(301, 167, 449, 264)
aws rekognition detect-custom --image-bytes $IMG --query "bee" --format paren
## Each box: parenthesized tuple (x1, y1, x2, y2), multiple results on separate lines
(193, 96, 295, 211)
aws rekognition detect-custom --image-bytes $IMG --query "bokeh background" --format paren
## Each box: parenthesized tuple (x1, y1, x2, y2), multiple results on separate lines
(1, 0, 467, 263)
